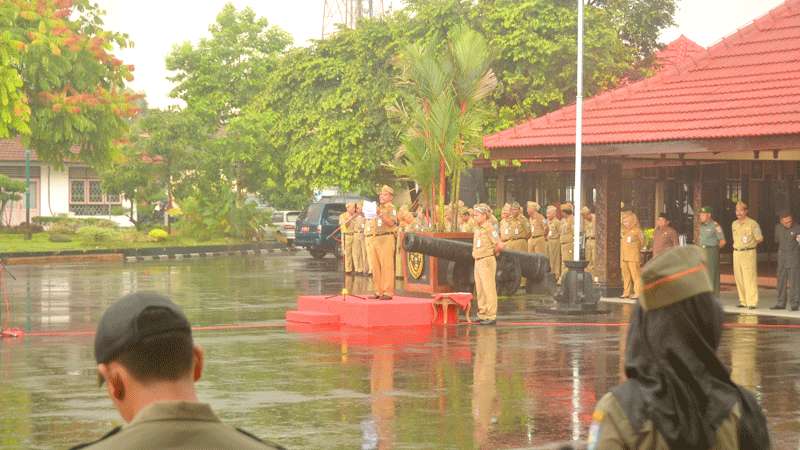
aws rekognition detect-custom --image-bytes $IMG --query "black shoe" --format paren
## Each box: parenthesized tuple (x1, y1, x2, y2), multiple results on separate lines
(748, 306, 756, 310)
(381, 295, 393, 300)
(737, 304, 746, 308)
(770, 305, 786, 310)
(792, 306, 799, 311)
(478, 319, 496, 326)
(372, 294, 381, 299)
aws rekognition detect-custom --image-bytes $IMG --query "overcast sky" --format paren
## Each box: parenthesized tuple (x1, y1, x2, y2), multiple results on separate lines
(96, 0, 787, 108)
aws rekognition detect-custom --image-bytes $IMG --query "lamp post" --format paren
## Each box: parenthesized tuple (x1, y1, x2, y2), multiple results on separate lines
(24, 148, 31, 240)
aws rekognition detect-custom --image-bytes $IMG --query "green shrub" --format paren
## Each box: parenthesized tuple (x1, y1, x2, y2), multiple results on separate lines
(48, 221, 80, 235)
(148, 228, 168, 241)
(48, 233, 73, 243)
(110, 205, 128, 216)
(76, 225, 118, 243)
(1, 223, 45, 234)
(81, 218, 118, 228)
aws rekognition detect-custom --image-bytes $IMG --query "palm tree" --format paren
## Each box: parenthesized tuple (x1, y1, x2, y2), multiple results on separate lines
(390, 25, 496, 230)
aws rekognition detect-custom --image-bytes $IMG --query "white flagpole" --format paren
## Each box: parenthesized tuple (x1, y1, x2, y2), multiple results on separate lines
(573, 0, 584, 262)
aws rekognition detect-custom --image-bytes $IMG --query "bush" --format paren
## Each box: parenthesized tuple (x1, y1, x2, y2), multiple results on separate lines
(48, 221, 80, 235)
(81, 218, 118, 228)
(148, 228, 169, 241)
(0, 223, 45, 234)
(48, 233, 73, 243)
(76, 225, 118, 243)
(110, 205, 128, 216)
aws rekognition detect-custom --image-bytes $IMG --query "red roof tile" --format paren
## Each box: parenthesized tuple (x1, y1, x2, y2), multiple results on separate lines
(484, 0, 800, 150)
(0, 138, 40, 161)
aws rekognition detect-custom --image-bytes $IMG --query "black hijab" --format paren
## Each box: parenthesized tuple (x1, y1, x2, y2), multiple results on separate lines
(612, 294, 770, 449)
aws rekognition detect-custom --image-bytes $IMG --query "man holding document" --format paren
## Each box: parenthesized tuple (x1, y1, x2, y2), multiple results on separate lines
(364, 185, 397, 300)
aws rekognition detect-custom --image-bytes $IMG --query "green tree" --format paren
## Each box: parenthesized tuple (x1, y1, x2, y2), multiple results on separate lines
(391, 25, 496, 228)
(0, 174, 25, 226)
(1, 0, 139, 165)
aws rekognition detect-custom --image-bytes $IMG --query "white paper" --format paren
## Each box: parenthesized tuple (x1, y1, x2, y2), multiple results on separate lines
(362, 201, 378, 219)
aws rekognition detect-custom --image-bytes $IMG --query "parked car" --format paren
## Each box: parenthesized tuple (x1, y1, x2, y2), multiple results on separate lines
(294, 200, 348, 259)
(270, 210, 301, 245)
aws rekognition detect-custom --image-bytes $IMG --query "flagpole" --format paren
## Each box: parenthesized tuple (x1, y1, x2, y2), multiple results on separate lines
(573, 0, 584, 262)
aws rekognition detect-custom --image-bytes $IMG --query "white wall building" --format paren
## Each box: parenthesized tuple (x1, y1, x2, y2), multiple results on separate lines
(0, 138, 133, 226)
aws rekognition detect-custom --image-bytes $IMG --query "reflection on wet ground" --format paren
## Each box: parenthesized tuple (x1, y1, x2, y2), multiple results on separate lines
(0, 254, 799, 449)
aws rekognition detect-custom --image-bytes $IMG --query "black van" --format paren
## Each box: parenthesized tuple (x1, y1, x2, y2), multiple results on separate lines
(294, 199, 349, 259)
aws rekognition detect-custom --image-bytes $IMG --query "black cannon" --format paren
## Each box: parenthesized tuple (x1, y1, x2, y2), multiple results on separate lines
(403, 233, 552, 296)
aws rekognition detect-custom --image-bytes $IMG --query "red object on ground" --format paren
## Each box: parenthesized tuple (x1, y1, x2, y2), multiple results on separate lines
(1, 327, 24, 338)
(286, 294, 458, 328)
(484, 1, 800, 149)
(432, 292, 473, 324)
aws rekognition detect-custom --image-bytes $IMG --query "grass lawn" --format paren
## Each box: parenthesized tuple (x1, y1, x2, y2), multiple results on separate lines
(0, 232, 251, 253)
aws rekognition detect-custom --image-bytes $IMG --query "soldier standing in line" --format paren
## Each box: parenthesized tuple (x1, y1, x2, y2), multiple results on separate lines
(731, 201, 763, 309)
(697, 206, 726, 298)
(772, 211, 800, 310)
(367, 185, 397, 300)
(459, 207, 475, 233)
(652, 213, 679, 259)
(559, 203, 575, 280)
(545, 205, 562, 280)
(351, 205, 366, 275)
(527, 201, 546, 254)
(362, 201, 374, 276)
(581, 206, 596, 273)
(338, 203, 357, 274)
(472, 204, 503, 325)
(505, 202, 530, 252)
(499, 203, 513, 247)
(620, 212, 644, 299)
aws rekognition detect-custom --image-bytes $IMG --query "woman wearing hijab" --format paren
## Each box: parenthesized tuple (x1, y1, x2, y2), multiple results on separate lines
(588, 245, 770, 450)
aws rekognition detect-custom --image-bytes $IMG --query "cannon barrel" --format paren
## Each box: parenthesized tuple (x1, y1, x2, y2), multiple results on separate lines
(403, 233, 551, 295)
(403, 233, 473, 262)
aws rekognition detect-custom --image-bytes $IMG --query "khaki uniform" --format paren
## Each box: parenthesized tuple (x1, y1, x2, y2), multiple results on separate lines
(364, 217, 374, 275)
(339, 212, 356, 273)
(560, 215, 575, 278)
(527, 213, 546, 254)
(587, 393, 741, 450)
(70, 401, 282, 450)
(499, 216, 530, 252)
(583, 216, 596, 273)
(731, 217, 763, 307)
(351, 215, 366, 273)
(621, 226, 644, 298)
(473, 222, 500, 321)
(367, 202, 397, 296)
(546, 218, 562, 279)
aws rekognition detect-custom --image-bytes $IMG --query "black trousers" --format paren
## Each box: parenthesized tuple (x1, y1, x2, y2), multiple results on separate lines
(776, 263, 800, 307)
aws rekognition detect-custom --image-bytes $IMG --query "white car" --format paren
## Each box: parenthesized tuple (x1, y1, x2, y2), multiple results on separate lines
(271, 210, 301, 245)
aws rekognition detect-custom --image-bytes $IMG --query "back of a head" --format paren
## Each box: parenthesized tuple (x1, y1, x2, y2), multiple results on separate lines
(95, 292, 194, 385)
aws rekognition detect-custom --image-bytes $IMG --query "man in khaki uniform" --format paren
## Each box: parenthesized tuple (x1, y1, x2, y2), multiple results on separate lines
(472, 204, 503, 325)
(362, 202, 373, 276)
(501, 201, 530, 252)
(731, 201, 763, 309)
(338, 202, 357, 274)
(527, 201, 546, 254)
(559, 202, 575, 279)
(351, 207, 366, 274)
(367, 185, 397, 300)
(72, 293, 283, 450)
(581, 206, 596, 273)
(545, 205, 562, 279)
(587, 247, 769, 450)
(620, 213, 644, 299)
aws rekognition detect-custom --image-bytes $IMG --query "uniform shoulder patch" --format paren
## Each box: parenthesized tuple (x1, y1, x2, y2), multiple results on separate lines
(68, 426, 122, 450)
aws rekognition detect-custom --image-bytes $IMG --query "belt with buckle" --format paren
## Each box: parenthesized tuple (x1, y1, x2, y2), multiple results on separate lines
(700, 245, 717, 249)
(734, 247, 755, 252)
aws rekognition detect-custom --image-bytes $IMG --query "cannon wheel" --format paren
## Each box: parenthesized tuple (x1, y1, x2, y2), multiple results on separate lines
(496, 256, 521, 296)
(450, 260, 474, 292)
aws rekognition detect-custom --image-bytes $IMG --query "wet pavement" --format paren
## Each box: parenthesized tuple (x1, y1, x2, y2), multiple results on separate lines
(0, 253, 799, 449)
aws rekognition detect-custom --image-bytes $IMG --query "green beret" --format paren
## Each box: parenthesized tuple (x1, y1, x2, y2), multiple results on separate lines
(640, 245, 712, 311)
(699, 206, 713, 214)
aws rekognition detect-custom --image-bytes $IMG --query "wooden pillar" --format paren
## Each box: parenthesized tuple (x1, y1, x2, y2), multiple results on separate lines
(594, 159, 622, 295)
(692, 168, 703, 243)
(496, 171, 506, 207)
(654, 181, 665, 224)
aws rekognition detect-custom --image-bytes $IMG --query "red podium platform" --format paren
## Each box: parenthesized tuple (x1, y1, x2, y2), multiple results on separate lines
(286, 294, 460, 328)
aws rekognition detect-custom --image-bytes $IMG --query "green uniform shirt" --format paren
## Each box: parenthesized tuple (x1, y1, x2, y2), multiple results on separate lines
(588, 393, 741, 450)
(71, 401, 283, 450)
(698, 221, 725, 247)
